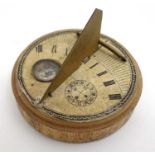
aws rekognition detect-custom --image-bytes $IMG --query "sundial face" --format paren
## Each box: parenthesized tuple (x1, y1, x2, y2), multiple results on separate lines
(16, 30, 136, 121)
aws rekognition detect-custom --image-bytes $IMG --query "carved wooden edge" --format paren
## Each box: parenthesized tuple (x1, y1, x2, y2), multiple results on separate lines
(17, 102, 134, 143)
(11, 31, 143, 142)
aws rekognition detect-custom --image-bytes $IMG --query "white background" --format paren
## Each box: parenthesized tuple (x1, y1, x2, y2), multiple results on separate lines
(0, 0, 154, 152)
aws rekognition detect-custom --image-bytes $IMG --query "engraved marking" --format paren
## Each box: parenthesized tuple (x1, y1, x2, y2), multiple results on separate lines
(89, 63, 98, 69)
(36, 45, 43, 52)
(83, 57, 90, 64)
(109, 94, 122, 100)
(51, 45, 57, 53)
(65, 48, 68, 56)
(48, 92, 53, 97)
(97, 71, 107, 76)
(104, 80, 115, 87)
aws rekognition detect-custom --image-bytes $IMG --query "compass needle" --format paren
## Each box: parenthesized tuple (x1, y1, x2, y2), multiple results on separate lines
(40, 9, 102, 102)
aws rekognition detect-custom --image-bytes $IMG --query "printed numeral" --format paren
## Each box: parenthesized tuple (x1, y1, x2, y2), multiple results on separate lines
(109, 94, 122, 100)
(89, 63, 98, 69)
(36, 44, 43, 53)
(97, 71, 107, 76)
(51, 45, 57, 53)
(103, 80, 115, 87)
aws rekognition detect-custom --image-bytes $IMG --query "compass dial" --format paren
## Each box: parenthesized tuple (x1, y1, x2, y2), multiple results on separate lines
(32, 59, 61, 82)
(15, 30, 136, 121)
(65, 80, 97, 106)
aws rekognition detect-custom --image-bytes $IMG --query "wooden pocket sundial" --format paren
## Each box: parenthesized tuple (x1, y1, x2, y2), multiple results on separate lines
(12, 9, 142, 142)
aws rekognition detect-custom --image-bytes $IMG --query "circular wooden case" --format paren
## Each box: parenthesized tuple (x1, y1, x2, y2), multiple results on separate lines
(12, 32, 142, 143)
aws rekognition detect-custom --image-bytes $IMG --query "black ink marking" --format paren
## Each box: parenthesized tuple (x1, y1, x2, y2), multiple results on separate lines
(104, 80, 115, 87)
(51, 45, 57, 53)
(97, 71, 107, 76)
(75, 96, 79, 99)
(83, 57, 90, 64)
(65, 48, 68, 56)
(48, 92, 52, 97)
(89, 63, 98, 69)
(109, 94, 122, 100)
(36, 45, 43, 53)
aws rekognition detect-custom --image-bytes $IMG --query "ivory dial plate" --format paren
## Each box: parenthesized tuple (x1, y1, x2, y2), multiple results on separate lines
(16, 30, 136, 122)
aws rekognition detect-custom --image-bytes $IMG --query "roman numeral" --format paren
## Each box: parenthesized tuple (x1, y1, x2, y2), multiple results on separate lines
(109, 94, 122, 100)
(51, 45, 57, 53)
(89, 63, 98, 69)
(36, 44, 43, 52)
(103, 80, 115, 87)
(97, 71, 107, 76)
